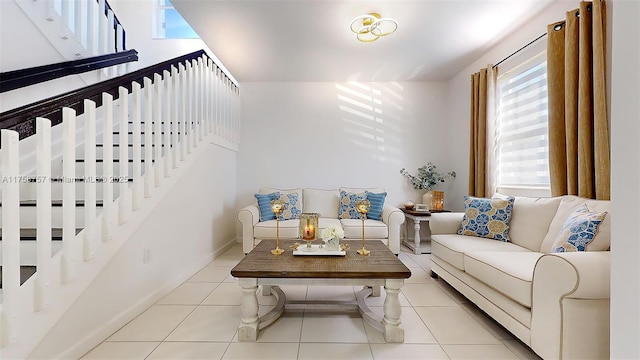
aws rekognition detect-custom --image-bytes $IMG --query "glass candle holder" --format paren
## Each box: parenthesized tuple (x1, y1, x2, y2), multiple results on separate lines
(299, 213, 320, 247)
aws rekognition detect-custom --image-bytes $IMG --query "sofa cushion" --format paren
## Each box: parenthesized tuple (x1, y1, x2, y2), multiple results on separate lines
(431, 234, 530, 271)
(464, 251, 543, 308)
(340, 187, 385, 194)
(254, 219, 300, 239)
(540, 195, 611, 253)
(318, 218, 342, 235)
(551, 204, 608, 252)
(338, 190, 367, 219)
(303, 189, 339, 218)
(458, 196, 515, 241)
(366, 192, 387, 221)
(254, 192, 278, 221)
(505, 196, 562, 251)
(259, 188, 303, 220)
(341, 219, 388, 239)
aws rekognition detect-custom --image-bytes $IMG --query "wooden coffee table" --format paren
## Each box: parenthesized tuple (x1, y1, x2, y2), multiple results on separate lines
(230, 239, 411, 342)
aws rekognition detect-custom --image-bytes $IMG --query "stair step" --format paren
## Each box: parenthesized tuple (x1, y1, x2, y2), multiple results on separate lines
(0, 265, 36, 288)
(0, 228, 80, 241)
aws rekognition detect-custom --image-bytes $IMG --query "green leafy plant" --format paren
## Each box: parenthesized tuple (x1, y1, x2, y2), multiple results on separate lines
(400, 162, 456, 190)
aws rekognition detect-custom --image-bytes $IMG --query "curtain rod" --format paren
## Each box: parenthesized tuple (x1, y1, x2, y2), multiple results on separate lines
(492, 32, 547, 68)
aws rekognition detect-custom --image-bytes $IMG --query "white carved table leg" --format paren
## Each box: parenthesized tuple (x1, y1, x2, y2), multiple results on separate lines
(238, 278, 259, 341)
(413, 218, 421, 255)
(383, 279, 404, 342)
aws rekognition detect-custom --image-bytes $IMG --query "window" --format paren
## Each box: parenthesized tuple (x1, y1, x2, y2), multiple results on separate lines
(495, 51, 550, 196)
(153, 0, 199, 39)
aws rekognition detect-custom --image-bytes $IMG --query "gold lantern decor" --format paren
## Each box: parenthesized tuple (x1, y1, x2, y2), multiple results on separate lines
(355, 199, 371, 256)
(299, 213, 320, 248)
(270, 199, 285, 255)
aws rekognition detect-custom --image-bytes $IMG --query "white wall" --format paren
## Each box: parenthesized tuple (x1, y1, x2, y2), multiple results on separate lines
(237, 81, 456, 211)
(610, 0, 640, 358)
(29, 141, 239, 359)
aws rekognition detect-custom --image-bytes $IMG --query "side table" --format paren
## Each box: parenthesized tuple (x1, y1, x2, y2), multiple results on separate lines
(401, 208, 450, 255)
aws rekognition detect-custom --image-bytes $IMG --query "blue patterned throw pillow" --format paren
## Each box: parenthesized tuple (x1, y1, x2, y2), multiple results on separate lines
(338, 190, 368, 219)
(276, 191, 302, 220)
(254, 192, 278, 222)
(552, 204, 607, 252)
(366, 192, 387, 221)
(457, 196, 515, 241)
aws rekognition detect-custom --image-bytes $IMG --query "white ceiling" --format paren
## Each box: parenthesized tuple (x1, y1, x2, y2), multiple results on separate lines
(171, 0, 553, 82)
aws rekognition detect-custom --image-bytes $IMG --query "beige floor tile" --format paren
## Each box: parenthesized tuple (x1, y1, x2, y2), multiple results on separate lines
(460, 302, 512, 340)
(166, 306, 240, 342)
(222, 342, 299, 359)
(364, 306, 438, 344)
(146, 342, 229, 360)
(305, 285, 356, 301)
(300, 312, 368, 343)
(402, 283, 459, 306)
(434, 279, 469, 304)
(188, 265, 233, 283)
(501, 339, 542, 360)
(210, 255, 244, 267)
(298, 343, 373, 360)
(370, 343, 449, 360)
(442, 344, 519, 359)
(201, 283, 244, 305)
(405, 267, 435, 284)
(156, 282, 218, 305)
(257, 311, 304, 342)
(80, 341, 159, 359)
(415, 306, 502, 345)
(107, 305, 195, 341)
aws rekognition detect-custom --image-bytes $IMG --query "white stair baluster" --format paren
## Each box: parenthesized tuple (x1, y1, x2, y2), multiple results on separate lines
(154, 73, 163, 186)
(197, 58, 203, 143)
(35, 118, 53, 312)
(98, 0, 106, 54)
(186, 61, 192, 154)
(131, 81, 142, 210)
(61, 107, 76, 283)
(107, 9, 115, 77)
(180, 62, 186, 161)
(102, 93, 114, 240)
(83, 99, 97, 261)
(118, 86, 130, 222)
(86, 0, 96, 55)
(1, 129, 21, 347)
(171, 66, 178, 169)
(163, 70, 171, 177)
(143, 77, 153, 197)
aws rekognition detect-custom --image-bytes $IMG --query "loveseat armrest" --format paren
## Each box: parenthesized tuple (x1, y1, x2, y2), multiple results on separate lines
(238, 205, 260, 254)
(531, 251, 610, 360)
(382, 205, 405, 254)
(429, 212, 464, 235)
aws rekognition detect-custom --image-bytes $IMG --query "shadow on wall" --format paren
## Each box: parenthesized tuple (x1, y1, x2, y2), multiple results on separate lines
(335, 82, 405, 166)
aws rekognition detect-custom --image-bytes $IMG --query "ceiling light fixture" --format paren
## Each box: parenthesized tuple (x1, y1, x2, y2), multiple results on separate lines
(350, 12, 398, 42)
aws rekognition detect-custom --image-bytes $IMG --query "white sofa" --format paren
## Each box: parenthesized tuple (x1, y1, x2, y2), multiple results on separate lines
(238, 187, 405, 255)
(429, 195, 610, 360)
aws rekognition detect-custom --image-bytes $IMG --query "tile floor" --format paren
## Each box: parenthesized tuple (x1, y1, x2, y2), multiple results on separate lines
(80, 244, 542, 360)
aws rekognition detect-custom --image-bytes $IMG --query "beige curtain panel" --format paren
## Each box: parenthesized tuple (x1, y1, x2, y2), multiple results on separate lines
(468, 66, 497, 197)
(547, 0, 610, 200)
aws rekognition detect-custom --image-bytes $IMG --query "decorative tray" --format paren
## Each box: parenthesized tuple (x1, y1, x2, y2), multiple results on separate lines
(292, 244, 346, 256)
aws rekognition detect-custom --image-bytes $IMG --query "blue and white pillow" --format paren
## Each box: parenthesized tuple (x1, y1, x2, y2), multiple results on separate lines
(254, 192, 278, 222)
(276, 191, 301, 220)
(552, 204, 607, 252)
(457, 196, 515, 241)
(366, 192, 387, 221)
(338, 190, 368, 219)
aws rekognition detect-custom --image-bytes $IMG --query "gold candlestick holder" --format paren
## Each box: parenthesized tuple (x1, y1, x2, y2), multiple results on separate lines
(356, 199, 371, 256)
(270, 199, 285, 255)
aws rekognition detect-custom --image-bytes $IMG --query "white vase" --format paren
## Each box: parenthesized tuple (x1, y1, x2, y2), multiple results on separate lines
(326, 237, 340, 251)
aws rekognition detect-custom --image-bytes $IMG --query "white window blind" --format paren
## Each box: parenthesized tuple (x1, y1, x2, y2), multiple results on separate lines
(495, 51, 550, 191)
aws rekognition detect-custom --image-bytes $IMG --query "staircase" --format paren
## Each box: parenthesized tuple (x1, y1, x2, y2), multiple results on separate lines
(0, 50, 240, 359)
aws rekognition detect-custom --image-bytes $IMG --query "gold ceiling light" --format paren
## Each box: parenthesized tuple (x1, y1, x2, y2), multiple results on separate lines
(350, 12, 398, 42)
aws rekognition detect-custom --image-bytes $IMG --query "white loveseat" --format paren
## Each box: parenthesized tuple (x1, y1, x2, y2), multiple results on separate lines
(429, 195, 610, 360)
(238, 187, 405, 255)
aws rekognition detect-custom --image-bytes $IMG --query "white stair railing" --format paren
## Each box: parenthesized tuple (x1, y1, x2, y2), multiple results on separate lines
(0, 53, 240, 359)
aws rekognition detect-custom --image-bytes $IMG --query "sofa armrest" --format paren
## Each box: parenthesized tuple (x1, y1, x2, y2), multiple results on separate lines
(429, 212, 464, 235)
(530, 251, 610, 360)
(382, 205, 405, 254)
(238, 205, 260, 254)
